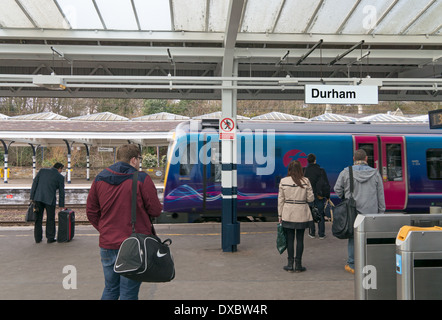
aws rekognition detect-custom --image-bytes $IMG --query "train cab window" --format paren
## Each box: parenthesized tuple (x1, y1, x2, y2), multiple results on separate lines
(179, 142, 197, 176)
(386, 144, 403, 181)
(358, 144, 375, 168)
(427, 149, 442, 180)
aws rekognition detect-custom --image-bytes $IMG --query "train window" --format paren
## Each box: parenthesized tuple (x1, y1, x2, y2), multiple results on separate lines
(358, 144, 375, 168)
(427, 149, 442, 180)
(386, 144, 403, 181)
(179, 142, 197, 176)
(210, 141, 221, 183)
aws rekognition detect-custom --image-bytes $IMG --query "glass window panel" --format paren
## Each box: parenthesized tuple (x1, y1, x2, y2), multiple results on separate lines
(20, 0, 67, 29)
(57, 0, 103, 29)
(340, 0, 395, 34)
(180, 142, 197, 176)
(210, 141, 221, 183)
(427, 149, 442, 180)
(134, 0, 171, 30)
(358, 144, 375, 168)
(0, 0, 34, 28)
(308, 0, 358, 34)
(274, 0, 322, 33)
(95, 0, 138, 30)
(241, 0, 284, 33)
(172, 0, 206, 31)
(405, 1, 442, 35)
(386, 144, 403, 181)
(208, 0, 229, 32)
(374, 0, 435, 34)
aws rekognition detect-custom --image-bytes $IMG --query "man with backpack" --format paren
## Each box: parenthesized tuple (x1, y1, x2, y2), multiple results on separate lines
(334, 149, 385, 274)
(87, 144, 162, 300)
(304, 153, 330, 240)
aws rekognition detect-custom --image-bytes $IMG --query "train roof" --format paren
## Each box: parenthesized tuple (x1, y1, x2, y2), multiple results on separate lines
(237, 120, 440, 135)
(177, 119, 442, 135)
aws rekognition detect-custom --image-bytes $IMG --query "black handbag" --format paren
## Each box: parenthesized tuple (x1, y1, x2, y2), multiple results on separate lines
(276, 223, 287, 254)
(310, 205, 321, 223)
(114, 171, 175, 282)
(25, 202, 37, 222)
(332, 166, 358, 239)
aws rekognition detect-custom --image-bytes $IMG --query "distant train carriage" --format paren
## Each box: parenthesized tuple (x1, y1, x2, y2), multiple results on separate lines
(162, 120, 442, 222)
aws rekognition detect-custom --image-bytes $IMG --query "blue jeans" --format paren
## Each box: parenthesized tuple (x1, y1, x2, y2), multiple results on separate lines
(100, 248, 142, 300)
(347, 237, 354, 269)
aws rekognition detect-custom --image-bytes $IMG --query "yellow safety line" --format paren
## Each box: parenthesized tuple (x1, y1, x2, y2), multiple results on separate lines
(1, 231, 274, 238)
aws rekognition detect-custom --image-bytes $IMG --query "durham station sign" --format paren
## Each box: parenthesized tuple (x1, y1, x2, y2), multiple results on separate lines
(305, 84, 378, 105)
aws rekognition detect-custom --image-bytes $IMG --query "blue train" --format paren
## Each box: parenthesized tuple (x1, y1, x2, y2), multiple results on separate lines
(162, 119, 442, 222)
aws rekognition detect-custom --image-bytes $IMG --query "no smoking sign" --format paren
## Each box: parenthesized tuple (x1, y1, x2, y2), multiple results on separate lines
(219, 117, 236, 140)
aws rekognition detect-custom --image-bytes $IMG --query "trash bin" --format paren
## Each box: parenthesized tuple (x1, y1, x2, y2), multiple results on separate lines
(354, 213, 442, 300)
(396, 226, 442, 300)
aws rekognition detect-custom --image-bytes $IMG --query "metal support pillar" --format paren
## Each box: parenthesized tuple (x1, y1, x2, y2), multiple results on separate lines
(221, 60, 240, 252)
(28, 143, 40, 179)
(84, 143, 90, 181)
(63, 139, 72, 184)
(0, 139, 13, 183)
(220, 0, 244, 252)
(138, 144, 142, 171)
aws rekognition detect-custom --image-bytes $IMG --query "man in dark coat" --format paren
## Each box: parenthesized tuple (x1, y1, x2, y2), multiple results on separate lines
(30, 162, 65, 243)
(303, 153, 330, 239)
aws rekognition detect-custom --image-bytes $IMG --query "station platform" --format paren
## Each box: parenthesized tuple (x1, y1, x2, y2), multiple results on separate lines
(0, 221, 354, 300)
(0, 178, 164, 189)
(0, 178, 164, 206)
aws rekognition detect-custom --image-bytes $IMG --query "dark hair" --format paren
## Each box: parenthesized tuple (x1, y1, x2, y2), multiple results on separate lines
(117, 144, 141, 163)
(287, 160, 305, 188)
(354, 149, 367, 161)
(307, 153, 316, 164)
(53, 162, 64, 170)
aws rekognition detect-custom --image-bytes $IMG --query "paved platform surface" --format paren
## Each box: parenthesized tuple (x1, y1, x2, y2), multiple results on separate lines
(0, 221, 354, 300)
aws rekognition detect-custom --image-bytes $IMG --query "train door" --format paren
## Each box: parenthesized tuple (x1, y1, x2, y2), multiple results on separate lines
(353, 136, 408, 211)
(201, 134, 222, 213)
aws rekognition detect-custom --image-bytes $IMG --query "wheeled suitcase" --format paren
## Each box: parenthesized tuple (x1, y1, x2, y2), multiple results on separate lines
(57, 209, 75, 242)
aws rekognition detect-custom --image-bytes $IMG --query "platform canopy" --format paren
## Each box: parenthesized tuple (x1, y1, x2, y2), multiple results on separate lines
(0, 0, 441, 101)
(132, 112, 190, 121)
(251, 111, 308, 121)
(9, 111, 68, 120)
(192, 111, 250, 119)
(310, 112, 358, 122)
(358, 113, 420, 122)
(410, 114, 430, 122)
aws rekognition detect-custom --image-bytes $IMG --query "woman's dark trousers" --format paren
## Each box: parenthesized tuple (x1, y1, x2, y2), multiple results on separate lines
(285, 228, 305, 261)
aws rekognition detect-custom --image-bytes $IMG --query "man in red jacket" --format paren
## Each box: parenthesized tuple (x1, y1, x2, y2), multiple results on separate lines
(87, 144, 162, 300)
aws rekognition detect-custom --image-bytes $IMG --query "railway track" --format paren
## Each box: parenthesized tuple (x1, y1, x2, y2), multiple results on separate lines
(0, 205, 90, 226)
(0, 220, 92, 226)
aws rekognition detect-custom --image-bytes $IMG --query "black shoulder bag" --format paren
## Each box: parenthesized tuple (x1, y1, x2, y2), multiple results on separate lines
(331, 166, 357, 239)
(114, 171, 175, 282)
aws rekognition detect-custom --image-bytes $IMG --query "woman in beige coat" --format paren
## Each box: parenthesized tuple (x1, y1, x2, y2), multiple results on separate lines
(278, 160, 314, 272)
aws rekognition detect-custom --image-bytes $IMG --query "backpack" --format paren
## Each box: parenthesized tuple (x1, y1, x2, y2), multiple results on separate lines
(316, 168, 330, 199)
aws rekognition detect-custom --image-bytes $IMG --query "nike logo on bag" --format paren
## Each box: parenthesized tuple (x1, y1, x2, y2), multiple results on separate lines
(115, 263, 124, 268)
(157, 250, 167, 258)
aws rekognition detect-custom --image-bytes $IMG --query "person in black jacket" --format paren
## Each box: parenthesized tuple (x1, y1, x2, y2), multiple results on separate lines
(303, 154, 330, 239)
(30, 162, 65, 243)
